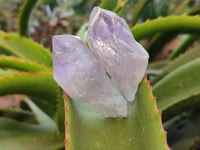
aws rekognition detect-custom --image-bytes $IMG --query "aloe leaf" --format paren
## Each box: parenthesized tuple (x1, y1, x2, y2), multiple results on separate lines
(0, 117, 64, 150)
(19, 0, 39, 38)
(188, 6, 200, 15)
(0, 69, 19, 78)
(167, 34, 199, 60)
(130, 0, 151, 26)
(162, 93, 200, 122)
(113, 0, 128, 14)
(166, 108, 200, 150)
(24, 99, 57, 130)
(29, 96, 57, 119)
(0, 55, 49, 72)
(55, 88, 65, 135)
(0, 31, 52, 67)
(76, 23, 88, 43)
(172, 0, 192, 15)
(146, 5, 200, 60)
(0, 109, 37, 124)
(153, 59, 200, 117)
(147, 32, 177, 61)
(151, 45, 200, 85)
(99, 0, 118, 10)
(0, 71, 57, 103)
(131, 15, 200, 41)
(147, 61, 169, 75)
(0, 71, 58, 118)
(0, 97, 63, 150)
(64, 76, 169, 150)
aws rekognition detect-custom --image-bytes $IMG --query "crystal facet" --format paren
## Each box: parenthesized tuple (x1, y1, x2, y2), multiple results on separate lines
(53, 35, 127, 117)
(87, 7, 149, 101)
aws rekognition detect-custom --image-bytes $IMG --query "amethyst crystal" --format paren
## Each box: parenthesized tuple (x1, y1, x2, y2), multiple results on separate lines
(87, 7, 149, 101)
(53, 7, 149, 117)
(53, 35, 127, 117)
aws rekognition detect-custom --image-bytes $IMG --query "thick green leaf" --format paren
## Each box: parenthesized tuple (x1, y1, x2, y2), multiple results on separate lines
(76, 23, 88, 43)
(147, 61, 169, 75)
(55, 88, 65, 135)
(165, 108, 200, 150)
(0, 109, 37, 124)
(19, 0, 39, 38)
(24, 99, 56, 130)
(151, 45, 200, 85)
(0, 98, 57, 127)
(162, 93, 200, 122)
(188, 6, 200, 15)
(153, 59, 200, 116)
(0, 31, 52, 67)
(167, 34, 199, 60)
(146, 5, 200, 60)
(130, 0, 151, 26)
(0, 55, 49, 72)
(29, 96, 57, 119)
(131, 15, 200, 41)
(99, 0, 118, 10)
(172, 0, 192, 15)
(0, 68, 19, 78)
(147, 32, 177, 61)
(113, 0, 128, 14)
(0, 71, 58, 118)
(0, 118, 64, 150)
(0, 98, 63, 150)
(64, 76, 169, 150)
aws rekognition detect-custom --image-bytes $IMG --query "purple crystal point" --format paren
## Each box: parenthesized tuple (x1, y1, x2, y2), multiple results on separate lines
(53, 35, 127, 117)
(87, 7, 149, 101)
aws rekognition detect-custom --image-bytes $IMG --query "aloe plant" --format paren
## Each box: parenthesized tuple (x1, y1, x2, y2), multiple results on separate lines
(0, 0, 200, 149)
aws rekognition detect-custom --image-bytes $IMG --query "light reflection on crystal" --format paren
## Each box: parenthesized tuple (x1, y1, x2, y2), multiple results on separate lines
(88, 7, 149, 101)
(53, 34, 127, 117)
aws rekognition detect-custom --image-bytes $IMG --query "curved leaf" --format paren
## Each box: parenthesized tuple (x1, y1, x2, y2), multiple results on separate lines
(167, 34, 199, 60)
(151, 45, 200, 85)
(0, 71, 58, 118)
(147, 61, 169, 75)
(153, 59, 200, 114)
(131, 15, 200, 41)
(188, 6, 200, 15)
(0, 31, 52, 67)
(0, 69, 19, 78)
(147, 32, 177, 61)
(0, 118, 64, 150)
(166, 108, 200, 150)
(0, 109, 37, 124)
(130, 0, 152, 26)
(64, 76, 169, 150)
(146, 6, 200, 60)
(55, 88, 65, 135)
(29, 96, 57, 119)
(99, 0, 118, 10)
(172, 0, 192, 15)
(24, 99, 56, 130)
(0, 55, 49, 72)
(19, 0, 39, 37)
(162, 93, 200, 122)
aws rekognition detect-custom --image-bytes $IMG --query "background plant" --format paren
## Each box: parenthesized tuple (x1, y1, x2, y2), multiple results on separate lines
(0, 0, 199, 150)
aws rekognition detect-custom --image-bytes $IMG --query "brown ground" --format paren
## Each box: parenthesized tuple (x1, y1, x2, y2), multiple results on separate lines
(31, 15, 87, 49)
(0, 95, 26, 109)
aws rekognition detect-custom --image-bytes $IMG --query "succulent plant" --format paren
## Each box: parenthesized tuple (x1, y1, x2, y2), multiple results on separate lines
(52, 7, 169, 150)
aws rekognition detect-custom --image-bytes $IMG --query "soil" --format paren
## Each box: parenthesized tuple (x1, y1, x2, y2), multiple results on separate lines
(0, 95, 26, 109)
(31, 15, 87, 49)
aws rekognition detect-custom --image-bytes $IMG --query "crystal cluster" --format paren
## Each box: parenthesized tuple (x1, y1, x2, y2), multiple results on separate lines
(53, 7, 149, 117)
(87, 7, 149, 101)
